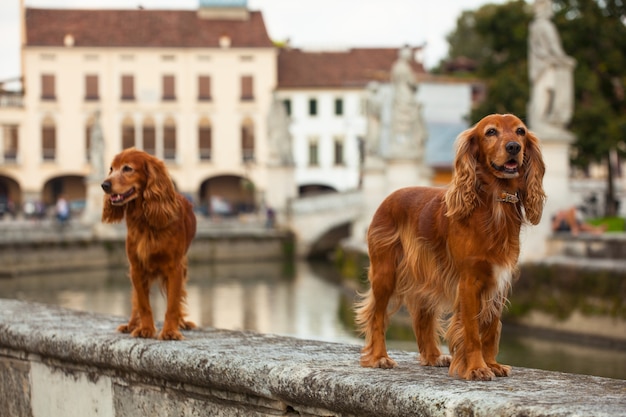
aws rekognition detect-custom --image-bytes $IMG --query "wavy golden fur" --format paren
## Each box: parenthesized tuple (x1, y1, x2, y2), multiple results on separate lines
(355, 114, 546, 380)
(102, 148, 197, 340)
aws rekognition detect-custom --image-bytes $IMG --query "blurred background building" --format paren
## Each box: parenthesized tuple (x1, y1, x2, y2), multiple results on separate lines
(0, 0, 476, 220)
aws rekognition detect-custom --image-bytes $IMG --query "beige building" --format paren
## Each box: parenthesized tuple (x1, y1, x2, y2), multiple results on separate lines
(0, 0, 277, 217)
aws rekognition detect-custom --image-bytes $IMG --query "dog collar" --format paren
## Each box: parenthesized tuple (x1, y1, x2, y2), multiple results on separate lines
(496, 192, 519, 204)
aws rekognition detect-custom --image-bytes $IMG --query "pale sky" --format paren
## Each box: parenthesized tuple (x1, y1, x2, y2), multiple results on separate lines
(0, 0, 509, 82)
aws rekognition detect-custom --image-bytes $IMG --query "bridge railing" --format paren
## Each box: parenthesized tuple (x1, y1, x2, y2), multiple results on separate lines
(289, 189, 363, 215)
(1, 299, 623, 417)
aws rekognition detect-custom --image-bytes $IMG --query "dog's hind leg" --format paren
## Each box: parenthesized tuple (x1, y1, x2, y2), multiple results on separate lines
(407, 302, 451, 367)
(355, 259, 398, 369)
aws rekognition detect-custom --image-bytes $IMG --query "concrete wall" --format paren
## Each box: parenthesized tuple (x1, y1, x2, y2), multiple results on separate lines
(0, 222, 293, 276)
(1, 299, 624, 417)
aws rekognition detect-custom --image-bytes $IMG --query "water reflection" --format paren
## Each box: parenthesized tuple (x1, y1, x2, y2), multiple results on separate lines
(1, 261, 624, 379)
(0, 261, 359, 345)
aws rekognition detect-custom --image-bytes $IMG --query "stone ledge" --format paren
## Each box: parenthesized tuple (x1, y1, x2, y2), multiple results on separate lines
(0, 299, 624, 417)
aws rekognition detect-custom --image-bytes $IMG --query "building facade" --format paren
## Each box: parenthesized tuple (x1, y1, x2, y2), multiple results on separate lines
(1, 2, 277, 217)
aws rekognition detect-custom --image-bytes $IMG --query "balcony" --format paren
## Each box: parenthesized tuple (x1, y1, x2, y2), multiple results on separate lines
(0, 93, 23, 108)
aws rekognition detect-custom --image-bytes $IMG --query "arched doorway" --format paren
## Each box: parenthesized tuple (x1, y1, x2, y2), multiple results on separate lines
(199, 175, 256, 217)
(299, 184, 337, 197)
(43, 175, 87, 216)
(0, 175, 21, 218)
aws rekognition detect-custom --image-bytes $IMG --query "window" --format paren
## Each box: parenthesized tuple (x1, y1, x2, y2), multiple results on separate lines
(163, 117, 177, 160)
(122, 116, 135, 149)
(308, 139, 319, 166)
(198, 75, 212, 101)
(308, 98, 317, 116)
(241, 118, 255, 162)
(85, 75, 99, 101)
(2, 125, 18, 162)
(42, 116, 56, 161)
(41, 74, 55, 100)
(162, 75, 176, 101)
(334, 98, 343, 116)
(143, 117, 156, 155)
(334, 137, 344, 165)
(283, 99, 291, 116)
(121, 75, 134, 101)
(198, 117, 212, 161)
(241, 76, 254, 101)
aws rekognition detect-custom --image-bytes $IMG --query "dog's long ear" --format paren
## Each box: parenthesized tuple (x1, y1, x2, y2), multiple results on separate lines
(142, 154, 180, 228)
(519, 130, 546, 225)
(445, 127, 479, 219)
(102, 194, 125, 223)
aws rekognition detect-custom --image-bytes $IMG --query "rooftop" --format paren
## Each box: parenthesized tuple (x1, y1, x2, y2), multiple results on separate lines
(278, 47, 425, 89)
(24, 7, 274, 48)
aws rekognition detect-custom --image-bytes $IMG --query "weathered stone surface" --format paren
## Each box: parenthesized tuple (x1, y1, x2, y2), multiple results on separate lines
(0, 299, 625, 416)
(0, 355, 33, 417)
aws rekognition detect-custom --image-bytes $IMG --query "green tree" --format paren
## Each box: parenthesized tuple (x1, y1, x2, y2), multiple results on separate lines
(467, 0, 531, 122)
(443, 0, 626, 216)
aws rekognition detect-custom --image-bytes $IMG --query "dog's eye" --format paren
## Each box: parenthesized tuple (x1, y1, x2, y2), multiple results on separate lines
(122, 165, 133, 173)
(516, 127, 526, 136)
(108, 166, 112, 173)
(485, 128, 497, 136)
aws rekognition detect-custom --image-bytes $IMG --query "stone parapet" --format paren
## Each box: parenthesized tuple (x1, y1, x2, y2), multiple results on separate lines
(0, 300, 624, 417)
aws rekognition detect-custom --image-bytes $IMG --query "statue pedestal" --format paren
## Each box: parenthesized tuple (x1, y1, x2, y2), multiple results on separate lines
(521, 129, 574, 262)
(386, 157, 432, 193)
(353, 156, 387, 242)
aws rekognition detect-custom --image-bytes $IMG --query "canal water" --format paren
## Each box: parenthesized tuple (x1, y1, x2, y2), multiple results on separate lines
(1, 260, 624, 380)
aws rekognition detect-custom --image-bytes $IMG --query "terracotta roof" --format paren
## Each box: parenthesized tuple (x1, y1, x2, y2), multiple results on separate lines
(278, 48, 426, 89)
(25, 8, 274, 48)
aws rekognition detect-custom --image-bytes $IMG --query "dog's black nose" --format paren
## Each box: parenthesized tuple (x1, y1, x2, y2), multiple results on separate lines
(506, 141, 521, 155)
(101, 181, 111, 193)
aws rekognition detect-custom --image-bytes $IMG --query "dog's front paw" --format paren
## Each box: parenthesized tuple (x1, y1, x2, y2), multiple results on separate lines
(361, 355, 397, 369)
(158, 329, 184, 341)
(420, 354, 452, 367)
(180, 320, 196, 330)
(466, 367, 496, 381)
(130, 326, 157, 339)
(488, 362, 512, 377)
(117, 323, 134, 334)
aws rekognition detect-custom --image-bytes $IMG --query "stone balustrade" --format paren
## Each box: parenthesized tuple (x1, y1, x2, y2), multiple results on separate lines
(1, 299, 624, 417)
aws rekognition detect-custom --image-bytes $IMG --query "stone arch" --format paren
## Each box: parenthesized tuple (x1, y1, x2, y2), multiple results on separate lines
(199, 174, 256, 217)
(299, 184, 338, 197)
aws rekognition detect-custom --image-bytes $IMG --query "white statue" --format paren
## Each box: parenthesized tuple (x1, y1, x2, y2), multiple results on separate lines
(389, 46, 426, 159)
(89, 110, 105, 180)
(528, 0, 576, 134)
(267, 92, 293, 166)
(365, 81, 382, 156)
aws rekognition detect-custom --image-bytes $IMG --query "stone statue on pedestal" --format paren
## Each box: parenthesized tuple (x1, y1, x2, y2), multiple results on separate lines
(267, 92, 294, 166)
(365, 81, 382, 157)
(389, 46, 427, 160)
(528, 0, 576, 136)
